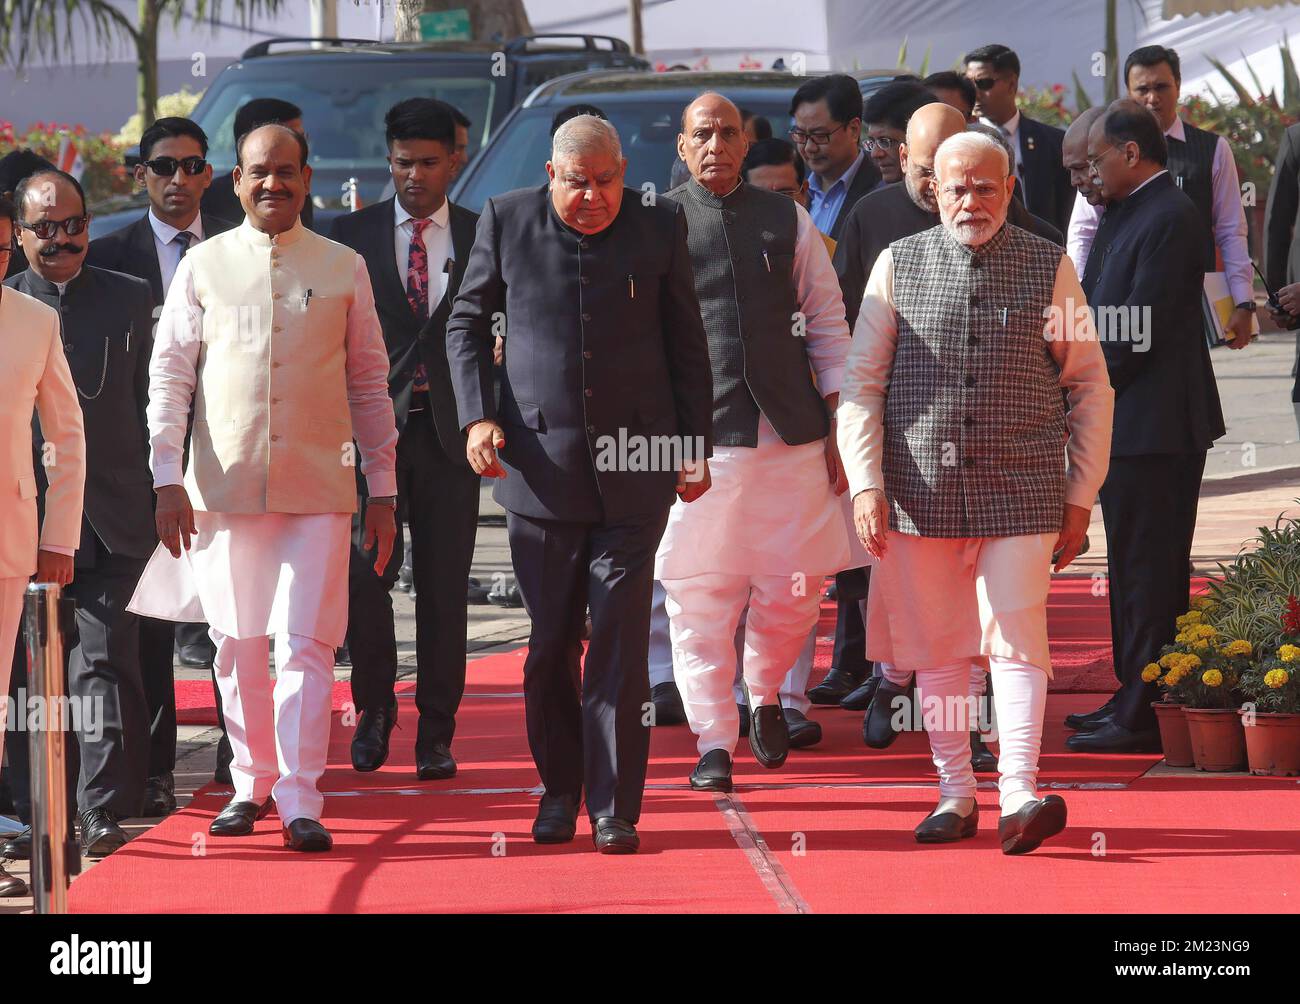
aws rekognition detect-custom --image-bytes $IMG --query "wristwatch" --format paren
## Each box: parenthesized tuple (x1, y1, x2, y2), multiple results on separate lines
(368, 495, 398, 508)
(1235, 301, 1257, 313)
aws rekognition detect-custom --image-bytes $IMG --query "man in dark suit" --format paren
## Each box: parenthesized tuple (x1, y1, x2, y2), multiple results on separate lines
(1264, 120, 1300, 426)
(790, 74, 883, 241)
(1067, 101, 1225, 754)
(5, 168, 158, 856)
(86, 116, 237, 810)
(201, 97, 313, 230)
(329, 99, 481, 781)
(447, 115, 713, 853)
(966, 44, 1074, 236)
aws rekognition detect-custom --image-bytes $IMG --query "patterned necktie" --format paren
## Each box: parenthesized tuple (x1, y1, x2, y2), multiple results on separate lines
(173, 231, 193, 256)
(406, 218, 432, 393)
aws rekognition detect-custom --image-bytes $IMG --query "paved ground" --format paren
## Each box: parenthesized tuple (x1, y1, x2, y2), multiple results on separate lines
(4, 327, 1299, 913)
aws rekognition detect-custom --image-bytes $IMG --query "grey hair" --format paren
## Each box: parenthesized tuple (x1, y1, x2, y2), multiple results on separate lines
(935, 130, 1010, 177)
(551, 114, 622, 162)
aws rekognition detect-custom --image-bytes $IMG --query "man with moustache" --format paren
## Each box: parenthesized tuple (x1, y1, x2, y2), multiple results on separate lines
(0, 194, 85, 896)
(1065, 102, 1225, 754)
(659, 93, 851, 793)
(130, 123, 398, 852)
(329, 99, 480, 781)
(6, 168, 157, 856)
(446, 115, 712, 852)
(790, 74, 882, 241)
(87, 116, 237, 811)
(838, 130, 1112, 852)
(201, 98, 314, 230)
(1060, 107, 1107, 277)
(1068, 46, 1255, 350)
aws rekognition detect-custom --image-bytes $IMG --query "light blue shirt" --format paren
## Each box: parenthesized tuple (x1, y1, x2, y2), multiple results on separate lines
(807, 148, 867, 236)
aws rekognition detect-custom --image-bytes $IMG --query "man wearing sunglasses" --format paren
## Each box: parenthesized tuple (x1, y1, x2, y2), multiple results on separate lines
(88, 116, 238, 816)
(965, 43, 1073, 236)
(5, 167, 158, 859)
(789, 74, 881, 242)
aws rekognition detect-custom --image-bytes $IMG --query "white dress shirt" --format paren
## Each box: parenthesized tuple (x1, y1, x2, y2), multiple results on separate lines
(148, 209, 204, 296)
(393, 197, 451, 307)
(1065, 117, 1252, 302)
(983, 110, 1025, 190)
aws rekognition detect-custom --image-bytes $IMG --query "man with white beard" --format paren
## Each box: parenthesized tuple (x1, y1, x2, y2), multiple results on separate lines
(837, 131, 1113, 852)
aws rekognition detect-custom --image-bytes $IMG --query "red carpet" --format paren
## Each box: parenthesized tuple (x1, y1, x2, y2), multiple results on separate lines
(68, 635, 1300, 914)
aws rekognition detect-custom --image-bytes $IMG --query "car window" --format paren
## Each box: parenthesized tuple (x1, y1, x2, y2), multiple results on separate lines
(195, 64, 498, 173)
(454, 100, 791, 213)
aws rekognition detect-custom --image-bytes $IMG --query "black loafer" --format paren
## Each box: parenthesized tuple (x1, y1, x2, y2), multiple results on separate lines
(1065, 696, 1117, 731)
(971, 731, 999, 773)
(351, 698, 399, 772)
(2, 827, 32, 860)
(532, 793, 579, 844)
(650, 681, 688, 726)
(839, 675, 879, 711)
(79, 808, 128, 858)
(783, 707, 822, 748)
(749, 704, 789, 769)
(416, 742, 457, 780)
(592, 816, 639, 854)
(0, 864, 29, 898)
(141, 772, 177, 817)
(282, 818, 333, 852)
(689, 749, 733, 791)
(914, 802, 979, 843)
(807, 665, 865, 705)
(863, 679, 910, 748)
(998, 795, 1068, 855)
(176, 644, 214, 669)
(209, 796, 273, 836)
(1064, 720, 1161, 753)
(737, 703, 750, 738)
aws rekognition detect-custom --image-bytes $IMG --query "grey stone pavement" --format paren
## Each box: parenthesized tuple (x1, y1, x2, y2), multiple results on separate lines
(3, 325, 1298, 913)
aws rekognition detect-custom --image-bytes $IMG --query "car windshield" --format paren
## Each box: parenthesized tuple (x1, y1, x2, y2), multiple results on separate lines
(194, 61, 498, 173)
(454, 98, 793, 212)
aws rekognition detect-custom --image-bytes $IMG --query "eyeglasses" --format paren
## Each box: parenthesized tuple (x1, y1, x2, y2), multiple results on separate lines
(971, 77, 1000, 92)
(865, 135, 901, 153)
(789, 123, 848, 146)
(19, 216, 89, 240)
(142, 156, 208, 177)
(1087, 146, 1119, 173)
(938, 182, 1005, 202)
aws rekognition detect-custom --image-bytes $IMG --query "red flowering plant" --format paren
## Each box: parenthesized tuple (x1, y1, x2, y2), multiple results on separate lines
(1017, 83, 1074, 128)
(0, 119, 132, 205)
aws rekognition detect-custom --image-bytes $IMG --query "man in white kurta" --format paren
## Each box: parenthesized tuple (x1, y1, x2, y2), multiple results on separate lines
(657, 94, 851, 791)
(129, 125, 398, 852)
(838, 131, 1113, 854)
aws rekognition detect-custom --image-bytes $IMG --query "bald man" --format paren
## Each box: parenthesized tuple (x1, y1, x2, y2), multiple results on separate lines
(656, 93, 851, 792)
(1061, 107, 1108, 276)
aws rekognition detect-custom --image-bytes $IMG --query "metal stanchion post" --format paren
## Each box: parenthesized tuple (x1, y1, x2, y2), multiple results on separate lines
(24, 582, 79, 914)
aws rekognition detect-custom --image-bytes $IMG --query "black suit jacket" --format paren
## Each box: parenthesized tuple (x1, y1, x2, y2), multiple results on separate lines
(328, 197, 479, 467)
(1082, 173, 1225, 457)
(87, 211, 237, 305)
(824, 152, 883, 242)
(1016, 114, 1074, 237)
(4, 266, 157, 564)
(200, 172, 314, 230)
(446, 185, 713, 523)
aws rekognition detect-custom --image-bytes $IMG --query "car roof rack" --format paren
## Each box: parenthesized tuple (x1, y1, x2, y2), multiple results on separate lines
(241, 37, 381, 60)
(242, 34, 632, 61)
(503, 34, 631, 54)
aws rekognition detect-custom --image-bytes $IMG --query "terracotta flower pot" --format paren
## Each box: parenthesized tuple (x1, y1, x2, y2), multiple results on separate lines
(1184, 708, 1247, 771)
(1241, 711, 1300, 777)
(1151, 701, 1194, 767)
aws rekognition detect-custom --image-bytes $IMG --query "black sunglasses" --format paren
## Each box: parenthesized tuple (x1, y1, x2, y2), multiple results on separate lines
(20, 216, 88, 240)
(971, 77, 1000, 92)
(143, 156, 208, 177)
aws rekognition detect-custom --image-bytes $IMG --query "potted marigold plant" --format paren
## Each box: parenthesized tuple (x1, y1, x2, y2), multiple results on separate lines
(1180, 640, 1248, 772)
(1149, 598, 1220, 766)
(1238, 638, 1300, 776)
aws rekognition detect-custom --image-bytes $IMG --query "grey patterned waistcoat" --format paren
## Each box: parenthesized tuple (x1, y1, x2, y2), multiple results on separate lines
(668, 179, 830, 447)
(886, 223, 1067, 538)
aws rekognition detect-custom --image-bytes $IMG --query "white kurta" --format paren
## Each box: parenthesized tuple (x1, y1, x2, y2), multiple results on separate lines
(655, 200, 853, 581)
(128, 253, 397, 648)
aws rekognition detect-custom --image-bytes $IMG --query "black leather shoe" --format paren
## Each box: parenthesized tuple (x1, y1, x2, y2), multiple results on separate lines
(1065, 696, 1117, 731)
(282, 818, 333, 852)
(532, 793, 579, 844)
(415, 742, 457, 780)
(592, 816, 639, 854)
(1064, 719, 1161, 753)
(914, 802, 979, 843)
(79, 808, 127, 858)
(2, 827, 31, 860)
(689, 749, 733, 791)
(176, 643, 214, 668)
(737, 703, 750, 738)
(334, 645, 351, 667)
(971, 732, 998, 773)
(351, 698, 398, 772)
(209, 796, 273, 836)
(467, 577, 491, 604)
(783, 708, 822, 748)
(807, 665, 866, 705)
(998, 795, 1067, 854)
(863, 679, 910, 749)
(0, 864, 28, 898)
(749, 704, 789, 769)
(839, 674, 879, 711)
(650, 681, 687, 726)
(141, 772, 177, 817)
